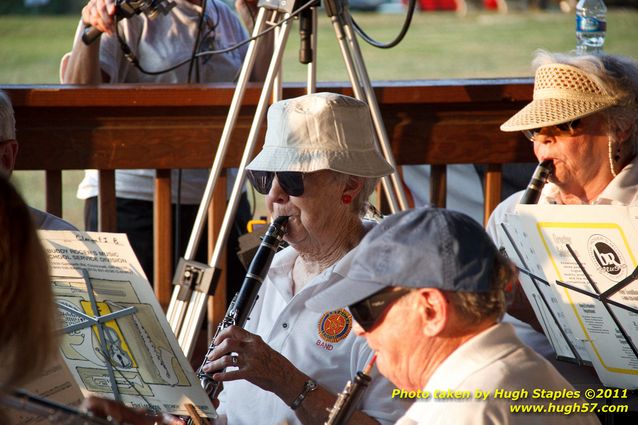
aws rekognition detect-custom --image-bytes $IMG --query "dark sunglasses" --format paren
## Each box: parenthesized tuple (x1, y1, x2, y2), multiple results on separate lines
(349, 287, 413, 332)
(523, 118, 582, 142)
(247, 170, 305, 196)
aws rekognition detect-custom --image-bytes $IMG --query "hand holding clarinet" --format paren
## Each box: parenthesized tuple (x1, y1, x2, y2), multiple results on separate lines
(198, 216, 289, 400)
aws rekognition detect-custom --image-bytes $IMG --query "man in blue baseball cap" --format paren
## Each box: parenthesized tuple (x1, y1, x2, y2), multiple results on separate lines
(307, 207, 600, 425)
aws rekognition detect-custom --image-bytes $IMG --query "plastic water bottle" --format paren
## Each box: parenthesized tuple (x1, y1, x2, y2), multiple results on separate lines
(576, 0, 607, 55)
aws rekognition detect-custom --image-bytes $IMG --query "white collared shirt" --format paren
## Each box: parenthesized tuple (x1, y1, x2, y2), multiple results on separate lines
(217, 236, 409, 425)
(396, 323, 600, 425)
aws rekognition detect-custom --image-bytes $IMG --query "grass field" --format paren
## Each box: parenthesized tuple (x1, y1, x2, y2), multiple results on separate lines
(1, 9, 638, 227)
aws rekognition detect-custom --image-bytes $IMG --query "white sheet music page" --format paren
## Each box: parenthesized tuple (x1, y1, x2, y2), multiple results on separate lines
(34, 230, 216, 419)
(514, 204, 638, 389)
(499, 213, 587, 363)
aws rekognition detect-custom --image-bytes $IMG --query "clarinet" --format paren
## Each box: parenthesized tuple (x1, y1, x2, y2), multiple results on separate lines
(325, 354, 376, 425)
(196, 215, 289, 400)
(519, 160, 554, 205)
(0, 388, 116, 424)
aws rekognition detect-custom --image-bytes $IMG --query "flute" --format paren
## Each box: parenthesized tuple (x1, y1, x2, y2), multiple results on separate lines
(519, 160, 554, 205)
(0, 388, 116, 425)
(196, 215, 289, 400)
(324, 354, 377, 425)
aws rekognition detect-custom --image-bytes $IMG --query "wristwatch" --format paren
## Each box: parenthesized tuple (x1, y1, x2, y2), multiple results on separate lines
(290, 379, 318, 410)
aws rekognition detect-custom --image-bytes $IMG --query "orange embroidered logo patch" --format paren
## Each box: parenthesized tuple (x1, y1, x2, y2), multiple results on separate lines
(317, 309, 352, 344)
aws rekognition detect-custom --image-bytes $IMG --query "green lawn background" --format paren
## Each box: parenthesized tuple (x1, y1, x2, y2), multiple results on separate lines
(1, 9, 637, 227)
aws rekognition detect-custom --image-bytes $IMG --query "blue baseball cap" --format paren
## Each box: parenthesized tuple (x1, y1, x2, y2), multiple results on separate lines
(306, 207, 500, 312)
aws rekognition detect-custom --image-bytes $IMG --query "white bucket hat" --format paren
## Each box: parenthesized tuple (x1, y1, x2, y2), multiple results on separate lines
(247, 92, 394, 177)
(500, 63, 618, 132)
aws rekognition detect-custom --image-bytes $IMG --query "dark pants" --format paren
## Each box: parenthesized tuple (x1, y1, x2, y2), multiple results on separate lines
(84, 194, 252, 304)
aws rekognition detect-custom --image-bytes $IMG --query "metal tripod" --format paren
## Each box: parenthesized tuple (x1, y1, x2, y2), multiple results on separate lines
(167, 0, 409, 358)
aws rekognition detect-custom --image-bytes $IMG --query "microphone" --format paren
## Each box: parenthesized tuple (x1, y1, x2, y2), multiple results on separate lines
(519, 160, 554, 205)
(82, 0, 176, 45)
(298, 7, 313, 64)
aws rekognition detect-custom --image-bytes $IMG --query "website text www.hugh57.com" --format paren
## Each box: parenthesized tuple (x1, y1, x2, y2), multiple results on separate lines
(511, 402, 628, 415)
(391, 387, 630, 415)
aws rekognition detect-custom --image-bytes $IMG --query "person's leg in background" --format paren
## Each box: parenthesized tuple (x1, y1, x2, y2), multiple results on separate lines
(175, 192, 251, 304)
(86, 194, 251, 294)
(84, 197, 154, 282)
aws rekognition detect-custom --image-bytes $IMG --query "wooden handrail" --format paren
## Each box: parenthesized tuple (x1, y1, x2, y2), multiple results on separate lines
(3, 80, 536, 325)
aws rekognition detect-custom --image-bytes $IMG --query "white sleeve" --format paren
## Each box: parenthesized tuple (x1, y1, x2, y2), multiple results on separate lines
(485, 191, 523, 247)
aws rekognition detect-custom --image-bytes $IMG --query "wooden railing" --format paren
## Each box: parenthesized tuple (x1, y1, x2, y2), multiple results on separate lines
(3, 79, 536, 325)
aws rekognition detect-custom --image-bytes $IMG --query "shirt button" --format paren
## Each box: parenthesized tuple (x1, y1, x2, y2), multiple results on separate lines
(282, 323, 288, 329)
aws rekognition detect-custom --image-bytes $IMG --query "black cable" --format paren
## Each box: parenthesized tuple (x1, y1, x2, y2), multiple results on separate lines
(176, 0, 211, 270)
(187, 0, 208, 83)
(351, 0, 417, 49)
(242, 0, 256, 28)
(194, 0, 314, 59)
(249, 185, 256, 219)
(117, 0, 316, 76)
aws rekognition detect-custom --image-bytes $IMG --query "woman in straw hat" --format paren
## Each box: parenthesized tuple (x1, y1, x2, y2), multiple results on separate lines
(487, 50, 638, 400)
(490, 50, 638, 213)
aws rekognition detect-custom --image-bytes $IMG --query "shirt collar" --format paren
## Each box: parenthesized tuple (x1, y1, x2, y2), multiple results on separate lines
(425, 323, 519, 391)
(267, 220, 377, 300)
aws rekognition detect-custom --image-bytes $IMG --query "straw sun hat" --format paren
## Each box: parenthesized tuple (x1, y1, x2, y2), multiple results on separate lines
(500, 63, 618, 132)
(247, 92, 394, 178)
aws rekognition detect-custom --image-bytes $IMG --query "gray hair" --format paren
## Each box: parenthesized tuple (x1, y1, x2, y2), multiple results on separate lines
(445, 252, 517, 325)
(0, 90, 16, 142)
(332, 171, 380, 217)
(532, 50, 638, 152)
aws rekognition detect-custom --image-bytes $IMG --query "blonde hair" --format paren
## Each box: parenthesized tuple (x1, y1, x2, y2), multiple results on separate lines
(0, 175, 57, 391)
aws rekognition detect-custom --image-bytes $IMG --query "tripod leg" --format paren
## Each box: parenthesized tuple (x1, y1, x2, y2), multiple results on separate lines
(167, 7, 269, 340)
(187, 7, 270, 262)
(325, 2, 409, 212)
(177, 14, 296, 358)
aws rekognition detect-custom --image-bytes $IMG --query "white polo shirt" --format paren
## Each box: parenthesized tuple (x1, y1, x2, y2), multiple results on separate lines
(216, 242, 410, 425)
(396, 323, 601, 425)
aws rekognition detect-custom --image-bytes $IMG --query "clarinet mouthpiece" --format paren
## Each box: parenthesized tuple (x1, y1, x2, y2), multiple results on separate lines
(519, 160, 553, 205)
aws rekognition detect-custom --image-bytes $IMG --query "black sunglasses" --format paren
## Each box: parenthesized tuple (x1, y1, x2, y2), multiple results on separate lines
(349, 287, 413, 332)
(523, 118, 583, 142)
(247, 170, 305, 197)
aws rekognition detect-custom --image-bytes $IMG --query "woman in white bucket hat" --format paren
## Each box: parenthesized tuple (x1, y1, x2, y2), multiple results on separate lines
(200, 92, 409, 425)
(487, 50, 638, 416)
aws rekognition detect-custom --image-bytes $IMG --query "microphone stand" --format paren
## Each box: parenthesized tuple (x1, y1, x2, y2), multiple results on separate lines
(167, 0, 409, 358)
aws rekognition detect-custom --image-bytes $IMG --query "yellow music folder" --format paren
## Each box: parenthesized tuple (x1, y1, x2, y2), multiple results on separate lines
(501, 204, 638, 389)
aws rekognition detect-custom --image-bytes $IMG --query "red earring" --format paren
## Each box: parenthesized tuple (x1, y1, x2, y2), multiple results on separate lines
(342, 194, 352, 204)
